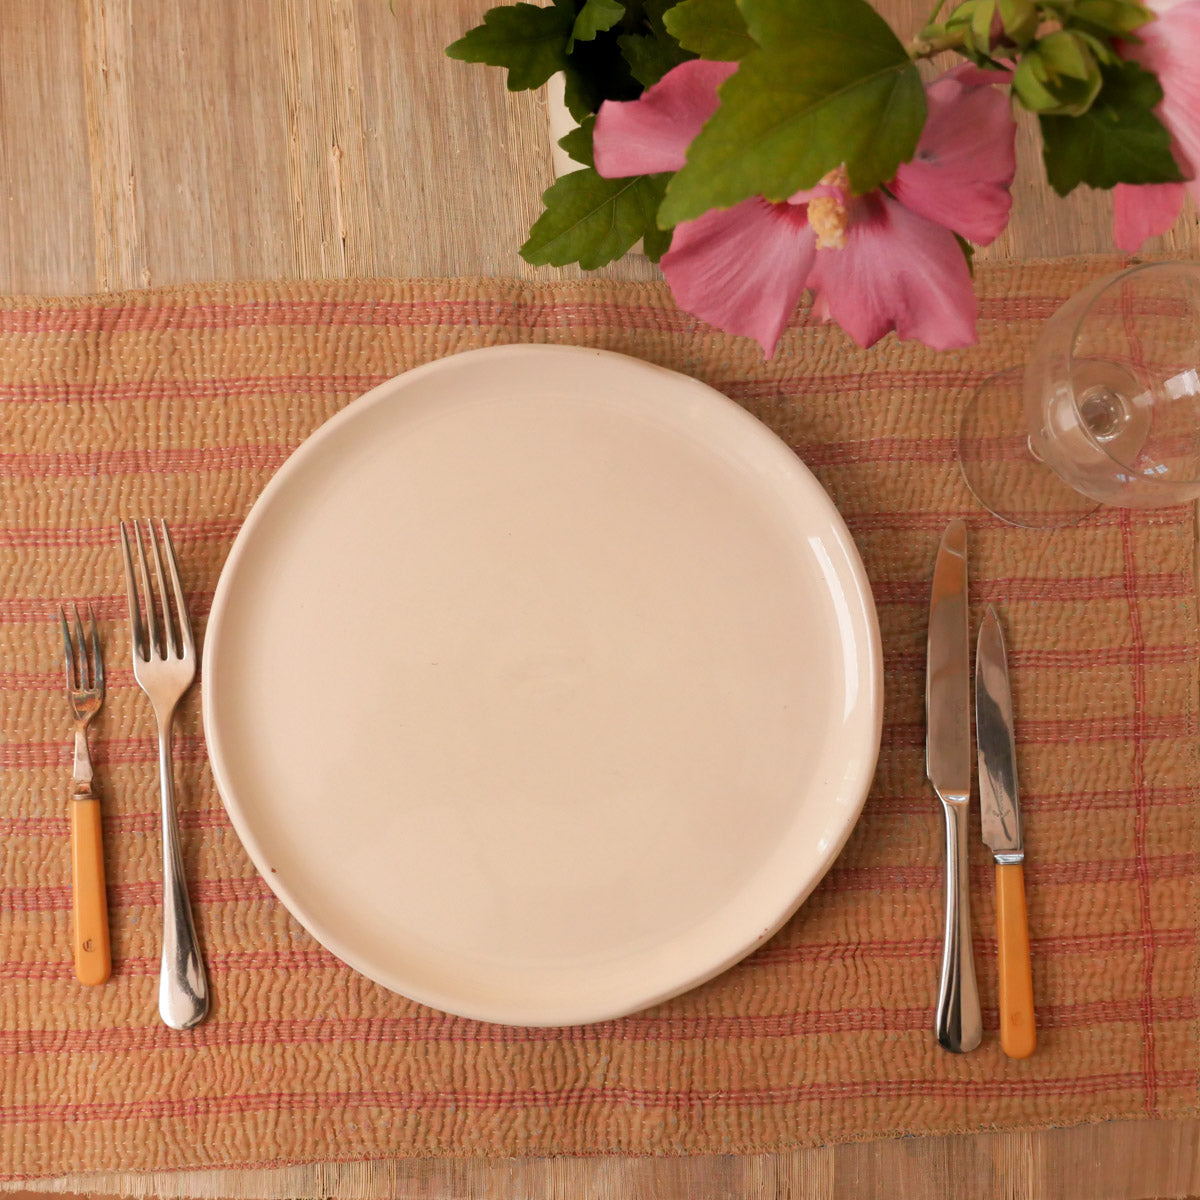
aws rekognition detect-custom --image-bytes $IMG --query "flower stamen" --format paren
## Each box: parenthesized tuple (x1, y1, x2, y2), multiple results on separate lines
(808, 165, 850, 250)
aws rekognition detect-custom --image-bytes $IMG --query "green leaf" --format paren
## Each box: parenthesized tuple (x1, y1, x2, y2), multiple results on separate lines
(446, 3, 574, 91)
(663, 0, 755, 60)
(521, 167, 670, 269)
(619, 28, 695, 86)
(1039, 60, 1186, 194)
(562, 14, 643, 116)
(562, 65, 599, 120)
(659, 0, 926, 226)
(641, 216, 673, 262)
(558, 116, 596, 166)
(618, 0, 697, 88)
(571, 0, 625, 48)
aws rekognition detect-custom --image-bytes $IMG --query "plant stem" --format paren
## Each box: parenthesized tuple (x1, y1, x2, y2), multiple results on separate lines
(925, 0, 949, 25)
(907, 28, 968, 58)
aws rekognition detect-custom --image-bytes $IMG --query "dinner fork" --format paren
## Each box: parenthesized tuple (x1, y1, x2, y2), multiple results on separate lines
(120, 519, 208, 1030)
(60, 603, 111, 986)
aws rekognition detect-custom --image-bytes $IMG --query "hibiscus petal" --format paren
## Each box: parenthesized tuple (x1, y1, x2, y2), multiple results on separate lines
(1112, 181, 1187, 251)
(890, 70, 1016, 245)
(593, 60, 737, 179)
(808, 194, 977, 350)
(660, 199, 816, 356)
(1112, 1, 1200, 248)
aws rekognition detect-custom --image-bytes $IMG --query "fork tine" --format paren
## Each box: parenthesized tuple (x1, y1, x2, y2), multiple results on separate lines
(158, 520, 194, 658)
(72, 604, 90, 689)
(133, 519, 162, 658)
(89, 604, 105, 696)
(146, 519, 180, 658)
(120, 520, 147, 661)
(59, 606, 77, 690)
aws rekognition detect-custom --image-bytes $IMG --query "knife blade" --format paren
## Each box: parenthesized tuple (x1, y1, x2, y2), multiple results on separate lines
(976, 605, 1036, 1059)
(926, 518, 981, 1053)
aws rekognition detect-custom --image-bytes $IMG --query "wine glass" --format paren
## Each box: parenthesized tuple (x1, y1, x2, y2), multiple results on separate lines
(957, 261, 1200, 529)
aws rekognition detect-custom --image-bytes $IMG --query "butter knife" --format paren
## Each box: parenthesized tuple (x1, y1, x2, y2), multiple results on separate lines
(926, 519, 982, 1053)
(976, 605, 1036, 1059)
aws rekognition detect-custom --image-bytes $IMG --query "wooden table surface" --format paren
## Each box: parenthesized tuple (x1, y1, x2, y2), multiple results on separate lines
(2, 3, 1198, 1198)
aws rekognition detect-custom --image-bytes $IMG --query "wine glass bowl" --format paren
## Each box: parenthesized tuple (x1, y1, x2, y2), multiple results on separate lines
(959, 262, 1200, 528)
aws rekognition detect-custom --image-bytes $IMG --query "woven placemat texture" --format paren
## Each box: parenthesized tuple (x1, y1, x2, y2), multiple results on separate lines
(2, 261, 1198, 1178)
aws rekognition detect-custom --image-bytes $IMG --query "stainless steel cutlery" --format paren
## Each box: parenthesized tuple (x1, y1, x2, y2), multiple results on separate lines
(120, 519, 209, 1030)
(926, 521, 1036, 1056)
(925, 519, 982, 1054)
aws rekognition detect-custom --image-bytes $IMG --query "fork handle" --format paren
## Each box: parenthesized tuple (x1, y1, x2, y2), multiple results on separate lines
(156, 718, 209, 1030)
(71, 790, 111, 986)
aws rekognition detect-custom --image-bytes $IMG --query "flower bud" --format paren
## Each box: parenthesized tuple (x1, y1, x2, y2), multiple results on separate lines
(997, 0, 1038, 46)
(1013, 32, 1104, 116)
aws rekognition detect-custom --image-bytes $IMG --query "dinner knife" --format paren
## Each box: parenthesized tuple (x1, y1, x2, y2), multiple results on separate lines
(926, 519, 982, 1053)
(976, 605, 1036, 1059)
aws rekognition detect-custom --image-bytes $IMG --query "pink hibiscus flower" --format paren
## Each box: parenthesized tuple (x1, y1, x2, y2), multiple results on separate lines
(593, 60, 1017, 355)
(1112, 0, 1200, 252)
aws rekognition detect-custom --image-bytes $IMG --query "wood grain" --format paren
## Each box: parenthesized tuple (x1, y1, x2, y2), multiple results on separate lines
(0, 2, 1197, 1197)
(5, 0, 1195, 296)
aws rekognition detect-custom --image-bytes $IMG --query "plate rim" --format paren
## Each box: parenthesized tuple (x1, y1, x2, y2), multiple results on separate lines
(202, 343, 884, 1026)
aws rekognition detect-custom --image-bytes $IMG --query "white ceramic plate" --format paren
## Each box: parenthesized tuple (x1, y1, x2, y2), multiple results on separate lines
(203, 345, 882, 1027)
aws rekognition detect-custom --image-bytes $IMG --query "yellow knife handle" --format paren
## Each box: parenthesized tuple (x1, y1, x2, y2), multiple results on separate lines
(71, 792, 111, 986)
(996, 861, 1035, 1058)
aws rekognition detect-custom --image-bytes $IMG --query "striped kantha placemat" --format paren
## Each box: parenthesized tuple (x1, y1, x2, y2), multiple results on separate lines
(2, 260, 1197, 1178)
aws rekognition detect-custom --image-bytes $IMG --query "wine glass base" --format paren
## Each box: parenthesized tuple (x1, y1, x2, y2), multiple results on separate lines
(958, 367, 1100, 530)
